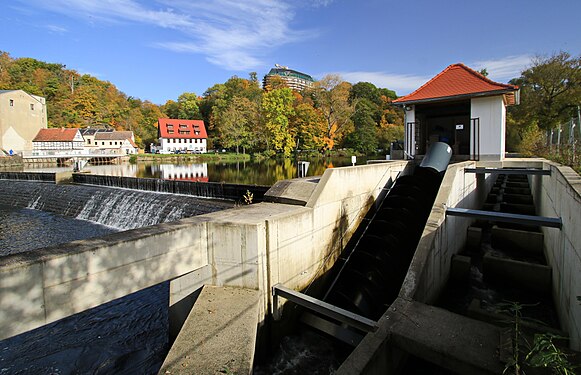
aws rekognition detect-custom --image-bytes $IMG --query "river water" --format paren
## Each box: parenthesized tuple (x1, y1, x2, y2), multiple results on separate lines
(0, 203, 170, 375)
(7, 156, 366, 185)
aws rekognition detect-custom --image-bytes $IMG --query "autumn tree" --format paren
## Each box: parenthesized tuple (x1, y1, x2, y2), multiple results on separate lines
(290, 102, 326, 151)
(308, 74, 354, 150)
(262, 88, 295, 156)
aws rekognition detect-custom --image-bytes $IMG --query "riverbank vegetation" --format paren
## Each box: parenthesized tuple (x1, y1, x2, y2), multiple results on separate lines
(506, 52, 580, 173)
(0, 50, 403, 157)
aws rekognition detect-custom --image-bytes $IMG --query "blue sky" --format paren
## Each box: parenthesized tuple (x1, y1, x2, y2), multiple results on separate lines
(1, 0, 579, 104)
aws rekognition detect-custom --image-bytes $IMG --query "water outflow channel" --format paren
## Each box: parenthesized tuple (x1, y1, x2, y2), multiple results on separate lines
(258, 143, 452, 373)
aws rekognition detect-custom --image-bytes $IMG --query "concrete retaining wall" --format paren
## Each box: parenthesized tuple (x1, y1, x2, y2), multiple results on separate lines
(530, 161, 581, 350)
(169, 161, 410, 326)
(401, 161, 488, 303)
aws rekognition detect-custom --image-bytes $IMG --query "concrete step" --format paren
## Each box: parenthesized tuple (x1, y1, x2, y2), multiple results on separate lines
(159, 286, 260, 375)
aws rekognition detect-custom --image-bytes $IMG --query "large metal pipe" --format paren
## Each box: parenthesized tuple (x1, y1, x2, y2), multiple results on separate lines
(419, 141, 453, 173)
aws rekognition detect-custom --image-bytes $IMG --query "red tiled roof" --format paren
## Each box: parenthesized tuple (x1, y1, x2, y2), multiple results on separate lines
(33, 128, 80, 142)
(393, 63, 519, 105)
(158, 118, 207, 139)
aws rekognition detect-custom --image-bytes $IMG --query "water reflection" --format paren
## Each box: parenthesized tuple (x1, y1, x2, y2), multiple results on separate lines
(16, 157, 366, 186)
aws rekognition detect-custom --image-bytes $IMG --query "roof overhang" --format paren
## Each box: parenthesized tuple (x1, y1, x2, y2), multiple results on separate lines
(394, 88, 520, 107)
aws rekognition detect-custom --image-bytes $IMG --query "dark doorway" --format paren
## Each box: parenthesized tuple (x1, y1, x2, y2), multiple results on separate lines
(415, 100, 470, 157)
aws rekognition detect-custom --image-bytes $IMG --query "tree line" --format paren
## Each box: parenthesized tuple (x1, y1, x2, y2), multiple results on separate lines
(2, 49, 577, 164)
(0, 51, 403, 156)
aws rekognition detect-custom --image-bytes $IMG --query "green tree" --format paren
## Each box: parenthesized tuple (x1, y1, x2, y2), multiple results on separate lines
(510, 52, 580, 131)
(262, 88, 295, 156)
(219, 97, 256, 154)
(163, 92, 202, 120)
(345, 99, 378, 154)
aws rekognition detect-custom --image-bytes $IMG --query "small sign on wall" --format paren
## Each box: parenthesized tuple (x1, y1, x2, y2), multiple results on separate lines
(455, 124, 464, 130)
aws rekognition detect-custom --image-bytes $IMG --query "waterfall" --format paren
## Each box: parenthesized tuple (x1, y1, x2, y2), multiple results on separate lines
(0, 181, 234, 230)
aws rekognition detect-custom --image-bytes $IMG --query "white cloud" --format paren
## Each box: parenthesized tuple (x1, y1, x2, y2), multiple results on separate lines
(45, 24, 68, 34)
(470, 55, 533, 82)
(330, 71, 430, 95)
(20, 0, 313, 71)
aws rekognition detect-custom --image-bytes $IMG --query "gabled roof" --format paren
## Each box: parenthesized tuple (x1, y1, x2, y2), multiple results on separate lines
(393, 63, 519, 105)
(95, 131, 134, 141)
(158, 118, 207, 139)
(33, 128, 81, 142)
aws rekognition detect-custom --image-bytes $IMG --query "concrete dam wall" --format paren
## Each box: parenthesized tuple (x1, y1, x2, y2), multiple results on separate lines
(0, 180, 234, 230)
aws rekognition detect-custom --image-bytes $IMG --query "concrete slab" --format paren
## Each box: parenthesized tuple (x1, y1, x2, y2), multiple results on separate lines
(389, 299, 504, 375)
(263, 177, 320, 206)
(160, 286, 260, 375)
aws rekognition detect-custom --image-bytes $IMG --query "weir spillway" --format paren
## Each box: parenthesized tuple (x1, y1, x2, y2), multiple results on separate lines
(0, 180, 235, 230)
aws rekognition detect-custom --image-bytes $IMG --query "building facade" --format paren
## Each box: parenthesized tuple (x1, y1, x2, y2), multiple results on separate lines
(262, 64, 315, 92)
(32, 128, 84, 152)
(0, 90, 47, 153)
(157, 118, 207, 153)
(94, 131, 138, 154)
(393, 63, 519, 161)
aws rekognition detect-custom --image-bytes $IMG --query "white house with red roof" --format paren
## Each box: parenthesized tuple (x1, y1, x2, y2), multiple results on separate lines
(32, 128, 84, 152)
(393, 63, 519, 161)
(157, 118, 207, 154)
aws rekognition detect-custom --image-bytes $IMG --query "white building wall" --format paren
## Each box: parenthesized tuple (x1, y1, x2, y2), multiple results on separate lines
(470, 96, 505, 160)
(404, 106, 416, 158)
(160, 138, 207, 153)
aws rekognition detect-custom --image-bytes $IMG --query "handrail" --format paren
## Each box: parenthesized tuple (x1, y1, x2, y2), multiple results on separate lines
(272, 284, 378, 333)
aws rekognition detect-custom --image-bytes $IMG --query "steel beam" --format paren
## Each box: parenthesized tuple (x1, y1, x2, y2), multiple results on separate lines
(446, 208, 562, 229)
(272, 284, 378, 333)
(464, 168, 551, 176)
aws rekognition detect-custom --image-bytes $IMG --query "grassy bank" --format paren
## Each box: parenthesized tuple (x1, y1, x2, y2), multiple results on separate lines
(132, 152, 251, 164)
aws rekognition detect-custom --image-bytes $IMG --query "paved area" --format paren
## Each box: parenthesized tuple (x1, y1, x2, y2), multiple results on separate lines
(160, 286, 260, 375)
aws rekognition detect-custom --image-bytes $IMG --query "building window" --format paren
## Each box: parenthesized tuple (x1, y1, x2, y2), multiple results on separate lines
(88, 139, 91, 144)
(30, 104, 34, 110)
(102, 142, 105, 146)
(9, 99, 14, 107)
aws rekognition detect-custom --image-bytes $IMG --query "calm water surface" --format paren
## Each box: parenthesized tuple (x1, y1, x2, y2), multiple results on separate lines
(13, 157, 370, 186)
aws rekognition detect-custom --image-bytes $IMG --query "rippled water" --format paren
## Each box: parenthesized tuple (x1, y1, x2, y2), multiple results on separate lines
(0, 205, 169, 374)
(0, 204, 117, 255)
